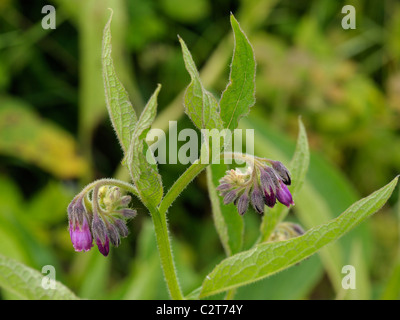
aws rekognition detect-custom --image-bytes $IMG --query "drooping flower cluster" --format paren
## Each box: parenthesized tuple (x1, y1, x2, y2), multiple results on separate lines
(217, 157, 294, 215)
(68, 185, 136, 256)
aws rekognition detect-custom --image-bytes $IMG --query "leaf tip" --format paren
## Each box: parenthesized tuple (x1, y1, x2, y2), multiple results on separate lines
(230, 12, 238, 25)
(155, 83, 162, 95)
(106, 8, 114, 22)
(177, 35, 186, 49)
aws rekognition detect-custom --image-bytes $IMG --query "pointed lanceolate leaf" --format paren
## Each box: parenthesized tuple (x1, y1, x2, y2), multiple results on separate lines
(200, 177, 398, 297)
(129, 84, 162, 147)
(219, 14, 256, 131)
(179, 36, 224, 131)
(102, 10, 137, 155)
(289, 117, 310, 196)
(127, 85, 163, 207)
(0, 254, 79, 300)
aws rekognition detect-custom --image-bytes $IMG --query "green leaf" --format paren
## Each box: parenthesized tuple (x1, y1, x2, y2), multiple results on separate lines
(79, 1, 135, 153)
(0, 254, 79, 300)
(219, 14, 256, 131)
(240, 115, 362, 293)
(206, 165, 244, 256)
(179, 36, 223, 131)
(235, 254, 323, 300)
(260, 117, 310, 242)
(131, 84, 162, 142)
(199, 177, 398, 297)
(127, 85, 163, 207)
(102, 9, 137, 155)
(289, 117, 310, 195)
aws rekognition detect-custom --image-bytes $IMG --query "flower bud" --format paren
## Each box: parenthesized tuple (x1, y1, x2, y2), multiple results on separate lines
(109, 187, 121, 201)
(250, 184, 265, 214)
(117, 208, 137, 219)
(114, 219, 129, 238)
(67, 196, 87, 228)
(236, 191, 250, 215)
(96, 234, 110, 257)
(223, 190, 238, 205)
(270, 161, 291, 185)
(276, 181, 294, 207)
(92, 214, 107, 248)
(260, 167, 278, 194)
(107, 224, 121, 247)
(216, 183, 232, 191)
(119, 195, 132, 207)
(263, 186, 276, 208)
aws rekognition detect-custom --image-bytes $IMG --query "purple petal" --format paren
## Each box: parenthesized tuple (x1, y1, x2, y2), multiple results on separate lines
(69, 217, 93, 252)
(236, 193, 249, 215)
(96, 235, 110, 257)
(216, 183, 232, 191)
(260, 167, 279, 194)
(263, 186, 276, 208)
(270, 161, 291, 185)
(223, 190, 238, 205)
(250, 185, 265, 214)
(276, 182, 294, 207)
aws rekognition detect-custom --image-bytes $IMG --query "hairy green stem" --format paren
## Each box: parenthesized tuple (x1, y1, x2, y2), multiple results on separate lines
(158, 160, 209, 215)
(148, 204, 184, 300)
(79, 178, 139, 197)
(154, 160, 212, 299)
(155, 152, 259, 297)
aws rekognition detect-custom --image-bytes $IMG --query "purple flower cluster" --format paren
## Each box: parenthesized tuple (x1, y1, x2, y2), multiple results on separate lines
(217, 160, 294, 215)
(67, 186, 136, 256)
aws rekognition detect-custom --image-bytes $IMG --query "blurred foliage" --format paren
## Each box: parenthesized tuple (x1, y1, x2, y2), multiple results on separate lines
(0, 0, 399, 299)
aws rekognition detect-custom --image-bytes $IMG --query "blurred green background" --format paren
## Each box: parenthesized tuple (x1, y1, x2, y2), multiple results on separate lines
(0, 0, 399, 299)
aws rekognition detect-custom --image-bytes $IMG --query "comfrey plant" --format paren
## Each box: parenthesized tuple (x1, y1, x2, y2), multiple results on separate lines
(67, 10, 398, 300)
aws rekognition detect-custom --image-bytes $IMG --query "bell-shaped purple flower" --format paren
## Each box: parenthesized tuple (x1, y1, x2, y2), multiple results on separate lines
(96, 234, 110, 257)
(270, 160, 291, 185)
(263, 186, 277, 208)
(92, 213, 110, 256)
(276, 181, 294, 207)
(69, 217, 93, 252)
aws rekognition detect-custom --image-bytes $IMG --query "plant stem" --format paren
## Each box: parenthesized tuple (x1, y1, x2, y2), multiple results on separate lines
(220, 152, 264, 168)
(148, 204, 184, 300)
(158, 160, 209, 215)
(79, 178, 139, 197)
(153, 160, 213, 299)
